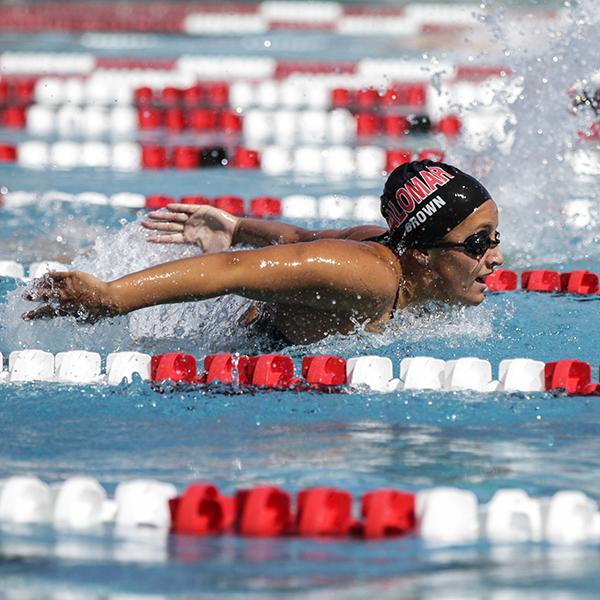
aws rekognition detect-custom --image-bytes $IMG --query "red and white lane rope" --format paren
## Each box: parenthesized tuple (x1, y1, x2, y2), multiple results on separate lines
(0, 141, 445, 175)
(9, 103, 460, 141)
(0, 350, 598, 395)
(0, 475, 596, 545)
(0, 191, 384, 222)
(0, 2, 554, 36)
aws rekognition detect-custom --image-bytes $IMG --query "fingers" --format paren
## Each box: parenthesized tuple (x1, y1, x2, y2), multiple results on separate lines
(164, 203, 206, 214)
(141, 220, 184, 233)
(146, 233, 185, 244)
(22, 304, 62, 321)
(145, 210, 190, 223)
(22, 272, 69, 301)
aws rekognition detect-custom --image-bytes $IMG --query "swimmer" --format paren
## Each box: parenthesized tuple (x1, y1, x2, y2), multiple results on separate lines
(22, 160, 503, 345)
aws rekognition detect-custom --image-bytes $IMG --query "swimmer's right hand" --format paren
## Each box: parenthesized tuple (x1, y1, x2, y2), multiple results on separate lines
(21, 271, 121, 322)
(141, 204, 239, 253)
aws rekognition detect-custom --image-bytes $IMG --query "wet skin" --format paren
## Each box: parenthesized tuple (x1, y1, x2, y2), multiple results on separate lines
(22, 201, 503, 344)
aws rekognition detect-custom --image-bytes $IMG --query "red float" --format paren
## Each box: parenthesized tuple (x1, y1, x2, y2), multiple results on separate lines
(521, 270, 561, 292)
(141, 145, 168, 169)
(182, 84, 204, 107)
(188, 109, 218, 131)
(407, 84, 427, 106)
(0, 143, 17, 162)
(383, 115, 410, 137)
(296, 487, 353, 537)
(214, 195, 245, 216)
(544, 360, 594, 395)
(386, 149, 412, 173)
(202, 353, 250, 385)
(14, 79, 35, 104)
(150, 353, 198, 383)
(250, 196, 281, 218)
(361, 489, 415, 538)
(219, 110, 243, 133)
(164, 108, 186, 130)
(437, 115, 462, 136)
(231, 147, 260, 169)
(356, 113, 379, 136)
(207, 82, 229, 106)
(161, 86, 182, 107)
(246, 354, 295, 388)
(356, 87, 379, 108)
(559, 270, 599, 295)
(172, 146, 199, 169)
(236, 486, 292, 537)
(138, 107, 162, 129)
(180, 195, 212, 205)
(170, 483, 230, 535)
(302, 355, 347, 386)
(134, 86, 154, 106)
(417, 149, 445, 161)
(331, 87, 353, 108)
(145, 194, 175, 209)
(3, 106, 26, 128)
(485, 269, 518, 292)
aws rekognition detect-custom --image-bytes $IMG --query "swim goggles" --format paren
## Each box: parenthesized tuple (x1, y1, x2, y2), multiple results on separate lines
(420, 230, 501, 259)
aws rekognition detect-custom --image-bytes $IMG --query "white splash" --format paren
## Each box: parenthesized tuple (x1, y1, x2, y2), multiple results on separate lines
(438, 0, 600, 268)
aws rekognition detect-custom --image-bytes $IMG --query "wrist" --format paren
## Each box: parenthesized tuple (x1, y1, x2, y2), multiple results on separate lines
(231, 216, 244, 245)
(106, 280, 131, 315)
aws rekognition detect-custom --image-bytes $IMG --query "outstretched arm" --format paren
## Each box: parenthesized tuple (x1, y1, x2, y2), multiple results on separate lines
(23, 240, 399, 322)
(142, 204, 386, 251)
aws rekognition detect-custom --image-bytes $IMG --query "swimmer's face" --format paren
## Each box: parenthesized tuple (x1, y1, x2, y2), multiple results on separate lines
(427, 200, 504, 305)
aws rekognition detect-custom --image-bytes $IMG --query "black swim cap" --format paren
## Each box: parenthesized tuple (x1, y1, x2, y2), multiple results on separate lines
(381, 160, 492, 249)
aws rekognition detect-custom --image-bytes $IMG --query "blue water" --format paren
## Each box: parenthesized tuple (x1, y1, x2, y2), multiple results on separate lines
(1, 3, 600, 598)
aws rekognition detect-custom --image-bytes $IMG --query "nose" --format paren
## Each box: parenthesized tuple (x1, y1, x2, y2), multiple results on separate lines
(486, 245, 504, 268)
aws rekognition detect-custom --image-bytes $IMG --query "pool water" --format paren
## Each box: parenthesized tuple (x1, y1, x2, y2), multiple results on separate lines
(1, 2, 600, 598)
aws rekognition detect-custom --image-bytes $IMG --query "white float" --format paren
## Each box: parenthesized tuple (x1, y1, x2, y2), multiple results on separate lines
(443, 357, 494, 391)
(417, 487, 479, 544)
(53, 477, 108, 529)
(55, 351, 102, 384)
(281, 194, 318, 219)
(485, 489, 543, 542)
(346, 356, 395, 392)
(114, 479, 177, 529)
(546, 491, 598, 544)
(9, 350, 55, 382)
(0, 260, 25, 279)
(318, 194, 354, 219)
(0, 476, 53, 523)
(399, 356, 446, 390)
(497, 359, 545, 392)
(106, 352, 151, 385)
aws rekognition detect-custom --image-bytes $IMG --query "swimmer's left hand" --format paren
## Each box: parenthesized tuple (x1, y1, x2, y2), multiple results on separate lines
(141, 204, 239, 252)
(21, 271, 121, 322)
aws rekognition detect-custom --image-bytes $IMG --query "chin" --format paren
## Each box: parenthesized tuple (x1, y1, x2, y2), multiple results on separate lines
(453, 289, 485, 305)
(465, 292, 485, 305)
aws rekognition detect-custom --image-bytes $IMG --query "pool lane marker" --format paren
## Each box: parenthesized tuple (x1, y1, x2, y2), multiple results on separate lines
(0, 351, 598, 395)
(0, 475, 597, 545)
(1, 140, 445, 174)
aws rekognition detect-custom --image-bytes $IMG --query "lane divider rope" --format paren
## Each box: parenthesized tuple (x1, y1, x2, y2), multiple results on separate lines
(0, 142, 445, 175)
(0, 3, 543, 36)
(0, 350, 598, 395)
(0, 475, 596, 545)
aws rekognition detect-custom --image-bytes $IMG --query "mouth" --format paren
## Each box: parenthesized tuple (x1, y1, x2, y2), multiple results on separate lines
(475, 273, 493, 285)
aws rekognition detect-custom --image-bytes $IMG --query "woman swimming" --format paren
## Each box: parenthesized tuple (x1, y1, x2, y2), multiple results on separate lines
(22, 160, 504, 345)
